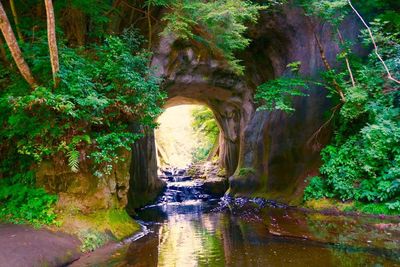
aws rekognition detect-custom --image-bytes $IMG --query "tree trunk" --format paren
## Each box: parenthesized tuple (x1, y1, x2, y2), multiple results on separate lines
(0, 2, 36, 87)
(9, 0, 23, 42)
(44, 0, 59, 87)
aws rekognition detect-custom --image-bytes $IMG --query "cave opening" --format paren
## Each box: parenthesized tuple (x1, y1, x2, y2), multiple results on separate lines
(154, 104, 220, 171)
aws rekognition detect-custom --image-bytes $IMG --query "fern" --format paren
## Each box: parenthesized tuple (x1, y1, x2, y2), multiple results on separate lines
(67, 150, 80, 173)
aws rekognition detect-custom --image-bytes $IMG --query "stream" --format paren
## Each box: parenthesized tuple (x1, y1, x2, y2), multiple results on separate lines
(71, 169, 400, 267)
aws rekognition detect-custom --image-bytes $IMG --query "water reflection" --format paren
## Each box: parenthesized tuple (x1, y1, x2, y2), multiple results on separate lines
(72, 202, 400, 267)
(71, 173, 400, 267)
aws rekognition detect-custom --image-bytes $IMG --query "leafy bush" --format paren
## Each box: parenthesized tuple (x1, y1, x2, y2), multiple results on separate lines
(319, 108, 400, 203)
(255, 77, 310, 113)
(302, 11, 400, 213)
(303, 176, 332, 201)
(161, 0, 266, 74)
(0, 29, 165, 176)
(0, 179, 58, 226)
(254, 61, 318, 113)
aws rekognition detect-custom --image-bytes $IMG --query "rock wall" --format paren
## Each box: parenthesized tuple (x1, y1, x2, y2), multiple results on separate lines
(126, 126, 165, 214)
(36, 150, 131, 212)
(230, 7, 361, 204)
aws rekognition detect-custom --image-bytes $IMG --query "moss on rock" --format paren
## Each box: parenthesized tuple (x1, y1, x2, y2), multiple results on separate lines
(55, 209, 140, 252)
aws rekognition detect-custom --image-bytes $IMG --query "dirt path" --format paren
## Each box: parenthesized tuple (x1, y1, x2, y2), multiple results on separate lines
(0, 224, 81, 267)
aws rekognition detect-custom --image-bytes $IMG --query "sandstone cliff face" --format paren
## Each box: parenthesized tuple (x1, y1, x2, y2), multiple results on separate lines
(229, 7, 361, 204)
(36, 150, 132, 212)
(126, 126, 165, 214)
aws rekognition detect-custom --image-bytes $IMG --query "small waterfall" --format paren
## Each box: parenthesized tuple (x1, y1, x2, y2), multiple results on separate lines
(157, 168, 211, 204)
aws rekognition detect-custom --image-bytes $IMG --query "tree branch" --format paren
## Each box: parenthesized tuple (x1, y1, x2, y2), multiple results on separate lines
(314, 31, 346, 102)
(337, 29, 356, 87)
(347, 0, 400, 85)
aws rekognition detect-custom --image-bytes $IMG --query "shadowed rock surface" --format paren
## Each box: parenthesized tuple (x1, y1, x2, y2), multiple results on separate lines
(0, 224, 81, 267)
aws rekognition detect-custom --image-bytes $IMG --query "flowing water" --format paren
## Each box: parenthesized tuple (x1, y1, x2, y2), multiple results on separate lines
(71, 170, 400, 267)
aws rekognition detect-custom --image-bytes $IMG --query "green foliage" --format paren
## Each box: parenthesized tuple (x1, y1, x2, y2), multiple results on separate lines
(238, 167, 256, 176)
(255, 77, 310, 113)
(300, 0, 349, 26)
(67, 150, 80, 173)
(302, 7, 400, 214)
(353, 201, 399, 215)
(192, 107, 219, 142)
(0, 179, 58, 226)
(162, 0, 279, 74)
(79, 230, 109, 252)
(0, 29, 165, 175)
(192, 146, 214, 162)
(303, 176, 332, 201)
(73, 209, 140, 252)
(191, 106, 219, 162)
(319, 108, 400, 203)
(255, 62, 311, 113)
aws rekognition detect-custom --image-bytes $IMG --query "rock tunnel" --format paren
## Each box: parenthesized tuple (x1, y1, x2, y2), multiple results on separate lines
(127, 5, 362, 210)
(36, 5, 361, 213)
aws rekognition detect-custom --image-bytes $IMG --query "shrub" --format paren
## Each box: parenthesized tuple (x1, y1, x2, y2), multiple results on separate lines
(303, 176, 331, 201)
(0, 179, 58, 226)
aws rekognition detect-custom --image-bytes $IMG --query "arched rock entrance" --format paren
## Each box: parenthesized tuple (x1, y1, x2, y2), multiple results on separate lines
(163, 84, 244, 176)
(128, 5, 362, 210)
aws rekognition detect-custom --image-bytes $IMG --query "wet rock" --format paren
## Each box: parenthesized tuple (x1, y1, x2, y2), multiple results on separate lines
(163, 171, 173, 176)
(203, 177, 228, 197)
(177, 169, 186, 176)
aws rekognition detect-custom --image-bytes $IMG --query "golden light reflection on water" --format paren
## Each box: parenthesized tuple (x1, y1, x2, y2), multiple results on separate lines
(158, 215, 203, 267)
(157, 214, 225, 267)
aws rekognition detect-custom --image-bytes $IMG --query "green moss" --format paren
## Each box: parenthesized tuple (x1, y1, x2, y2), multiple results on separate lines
(79, 230, 110, 252)
(237, 167, 256, 177)
(304, 198, 352, 211)
(81, 209, 141, 240)
(353, 202, 399, 216)
(58, 208, 141, 252)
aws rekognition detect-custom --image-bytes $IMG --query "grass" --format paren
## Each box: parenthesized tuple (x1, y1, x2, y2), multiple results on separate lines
(304, 198, 399, 216)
